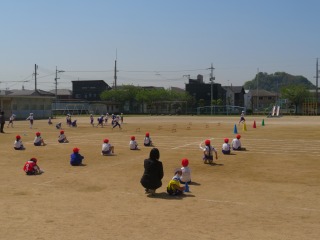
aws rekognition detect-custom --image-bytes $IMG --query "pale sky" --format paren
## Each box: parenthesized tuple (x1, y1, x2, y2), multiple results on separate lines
(1, 0, 319, 91)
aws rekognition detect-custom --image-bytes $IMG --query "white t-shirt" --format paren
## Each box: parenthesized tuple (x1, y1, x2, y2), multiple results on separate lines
(180, 166, 191, 183)
(102, 143, 112, 151)
(34, 136, 42, 144)
(144, 137, 152, 145)
(14, 140, 23, 148)
(203, 145, 217, 156)
(222, 143, 230, 151)
(58, 134, 66, 141)
(231, 139, 241, 149)
(129, 140, 138, 150)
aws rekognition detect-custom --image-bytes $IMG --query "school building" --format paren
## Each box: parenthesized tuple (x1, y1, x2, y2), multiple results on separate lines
(0, 89, 54, 119)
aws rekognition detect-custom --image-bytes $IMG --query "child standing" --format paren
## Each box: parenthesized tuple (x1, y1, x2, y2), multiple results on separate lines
(70, 147, 84, 166)
(101, 138, 114, 155)
(167, 169, 185, 196)
(180, 158, 191, 184)
(90, 114, 94, 127)
(129, 136, 139, 150)
(202, 139, 218, 164)
(97, 115, 104, 127)
(239, 111, 246, 124)
(104, 113, 109, 125)
(23, 158, 43, 175)
(7, 114, 15, 128)
(48, 117, 53, 125)
(144, 132, 153, 146)
(26, 113, 34, 129)
(34, 132, 46, 146)
(112, 115, 122, 129)
(231, 134, 246, 150)
(58, 130, 69, 143)
(222, 138, 231, 154)
(14, 135, 25, 150)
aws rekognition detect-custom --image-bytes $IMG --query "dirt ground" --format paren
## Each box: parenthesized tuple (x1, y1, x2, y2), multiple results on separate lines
(0, 115, 319, 240)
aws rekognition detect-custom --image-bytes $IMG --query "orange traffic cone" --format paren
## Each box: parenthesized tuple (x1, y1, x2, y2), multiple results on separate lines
(253, 120, 256, 128)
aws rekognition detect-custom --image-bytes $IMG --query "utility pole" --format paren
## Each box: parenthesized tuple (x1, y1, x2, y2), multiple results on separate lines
(257, 68, 259, 113)
(114, 49, 118, 89)
(34, 64, 38, 91)
(55, 67, 65, 117)
(208, 63, 215, 115)
(114, 60, 117, 89)
(316, 58, 319, 115)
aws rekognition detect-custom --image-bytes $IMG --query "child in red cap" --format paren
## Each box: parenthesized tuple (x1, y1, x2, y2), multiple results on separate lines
(14, 135, 25, 150)
(34, 132, 46, 146)
(167, 169, 185, 196)
(70, 147, 84, 166)
(202, 139, 218, 164)
(23, 158, 43, 175)
(222, 138, 231, 154)
(143, 132, 153, 146)
(231, 134, 246, 150)
(58, 130, 69, 143)
(129, 136, 139, 150)
(180, 158, 191, 184)
(101, 138, 114, 155)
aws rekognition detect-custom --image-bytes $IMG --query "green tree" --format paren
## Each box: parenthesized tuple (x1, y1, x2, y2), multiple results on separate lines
(280, 85, 310, 114)
(244, 72, 315, 92)
(100, 85, 142, 112)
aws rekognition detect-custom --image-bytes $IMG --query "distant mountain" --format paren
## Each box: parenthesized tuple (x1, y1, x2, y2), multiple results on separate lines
(243, 72, 315, 92)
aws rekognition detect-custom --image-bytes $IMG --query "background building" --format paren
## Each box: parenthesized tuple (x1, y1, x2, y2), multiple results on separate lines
(72, 80, 111, 101)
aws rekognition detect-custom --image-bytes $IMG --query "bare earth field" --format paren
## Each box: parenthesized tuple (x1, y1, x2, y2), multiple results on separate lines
(1, 115, 320, 240)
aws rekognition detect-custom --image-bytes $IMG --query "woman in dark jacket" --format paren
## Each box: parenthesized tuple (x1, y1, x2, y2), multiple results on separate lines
(140, 148, 164, 195)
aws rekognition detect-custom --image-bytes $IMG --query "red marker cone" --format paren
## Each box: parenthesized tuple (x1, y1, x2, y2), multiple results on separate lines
(253, 120, 256, 128)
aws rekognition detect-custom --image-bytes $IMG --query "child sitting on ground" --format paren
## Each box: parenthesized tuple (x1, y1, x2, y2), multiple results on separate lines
(231, 134, 246, 151)
(167, 169, 185, 196)
(70, 147, 84, 166)
(144, 132, 153, 146)
(222, 138, 231, 154)
(129, 136, 139, 150)
(202, 139, 218, 164)
(23, 158, 43, 175)
(58, 130, 69, 143)
(101, 138, 114, 155)
(34, 132, 46, 146)
(56, 122, 62, 129)
(14, 135, 25, 150)
(180, 158, 191, 184)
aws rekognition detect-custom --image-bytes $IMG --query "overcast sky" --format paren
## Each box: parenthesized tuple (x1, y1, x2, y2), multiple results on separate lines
(1, 0, 319, 91)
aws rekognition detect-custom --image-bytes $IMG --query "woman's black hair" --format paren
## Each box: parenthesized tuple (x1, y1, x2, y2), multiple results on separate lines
(149, 148, 160, 160)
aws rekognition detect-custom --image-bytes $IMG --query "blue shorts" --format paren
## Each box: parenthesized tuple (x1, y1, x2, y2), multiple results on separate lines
(222, 150, 230, 154)
(34, 142, 41, 146)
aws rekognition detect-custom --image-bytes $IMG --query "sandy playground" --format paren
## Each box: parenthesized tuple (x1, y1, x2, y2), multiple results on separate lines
(1, 115, 320, 240)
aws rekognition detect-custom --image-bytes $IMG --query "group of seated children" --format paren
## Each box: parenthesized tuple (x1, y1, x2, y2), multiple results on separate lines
(167, 158, 191, 196)
(221, 134, 245, 155)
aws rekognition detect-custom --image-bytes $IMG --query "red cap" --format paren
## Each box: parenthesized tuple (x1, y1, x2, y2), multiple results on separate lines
(30, 157, 37, 163)
(146, 132, 150, 137)
(60, 130, 64, 134)
(73, 147, 80, 153)
(103, 139, 109, 143)
(36, 132, 41, 136)
(181, 158, 189, 167)
(16, 135, 21, 139)
(236, 134, 241, 139)
(131, 136, 135, 140)
(224, 138, 229, 143)
(205, 139, 210, 145)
